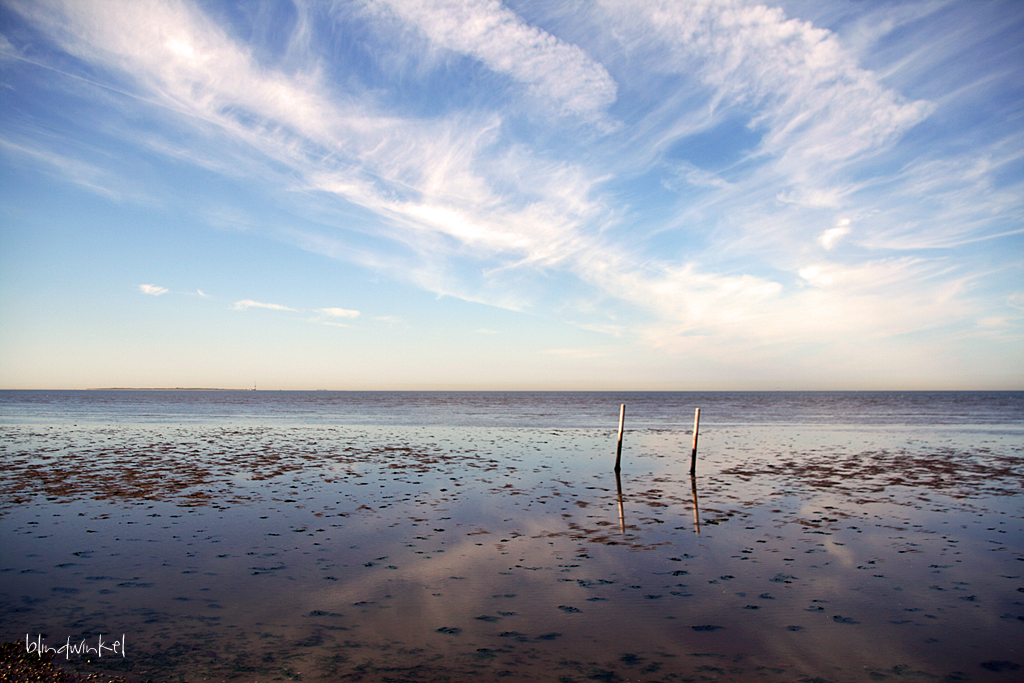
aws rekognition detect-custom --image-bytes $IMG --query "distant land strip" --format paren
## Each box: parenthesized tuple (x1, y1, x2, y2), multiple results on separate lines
(87, 387, 243, 391)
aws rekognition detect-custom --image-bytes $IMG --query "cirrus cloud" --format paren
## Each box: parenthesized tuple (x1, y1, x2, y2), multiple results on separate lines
(318, 307, 360, 318)
(368, 0, 618, 124)
(139, 284, 168, 296)
(231, 299, 295, 312)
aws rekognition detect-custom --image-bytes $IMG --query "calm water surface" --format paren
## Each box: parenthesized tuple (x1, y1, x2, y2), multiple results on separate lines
(2, 389, 1021, 426)
(1, 391, 1022, 682)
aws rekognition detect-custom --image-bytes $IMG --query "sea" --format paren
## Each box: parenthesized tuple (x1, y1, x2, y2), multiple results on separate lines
(1, 390, 1022, 682)
(2, 389, 1022, 427)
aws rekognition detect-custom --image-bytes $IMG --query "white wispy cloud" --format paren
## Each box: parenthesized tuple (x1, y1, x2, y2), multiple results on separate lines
(317, 307, 360, 319)
(367, 0, 618, 125)
(819, 219, 851, 250)
(231, 300, 295, 312)
(4, 0, 603, 284)
(1, 136, 126, 201)
(599, 0, 932, 213)
(139, 284, 168, 296)
(0, 33, 17, 60)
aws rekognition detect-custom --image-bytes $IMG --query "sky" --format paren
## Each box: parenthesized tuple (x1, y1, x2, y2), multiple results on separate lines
(0, 0, 1022, 391)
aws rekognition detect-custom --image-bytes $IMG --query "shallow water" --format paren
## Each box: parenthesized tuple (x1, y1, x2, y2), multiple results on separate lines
(1, 392, 1022, 681)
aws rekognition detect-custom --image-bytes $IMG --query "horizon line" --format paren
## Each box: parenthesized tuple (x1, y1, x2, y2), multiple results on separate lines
(1, 387, 1021, 393)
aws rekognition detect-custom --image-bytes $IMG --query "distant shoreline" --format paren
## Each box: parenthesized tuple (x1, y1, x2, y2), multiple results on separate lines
(0, 387, 1017, 393)
(86, 387, 244, 392)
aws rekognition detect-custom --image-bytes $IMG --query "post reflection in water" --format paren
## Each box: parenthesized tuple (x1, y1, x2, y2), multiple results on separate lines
(611, 469, 700, 534)
(614, 469, 626, 532)
(690, 474, 700, 534)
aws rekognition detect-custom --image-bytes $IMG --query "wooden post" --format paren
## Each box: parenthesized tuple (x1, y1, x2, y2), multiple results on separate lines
(689, 408, 700, 475)
(614, 404, 625, 472)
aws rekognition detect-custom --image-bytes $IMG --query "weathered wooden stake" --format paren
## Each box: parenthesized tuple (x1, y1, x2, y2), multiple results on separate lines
(614, 404, 626, 472)
(689, 407, 700, 475)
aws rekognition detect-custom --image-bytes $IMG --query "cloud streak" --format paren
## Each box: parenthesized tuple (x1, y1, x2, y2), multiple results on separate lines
(231, 300, 295, 312)
(318, 307, 360, 319)
(368, 0, 618, 125)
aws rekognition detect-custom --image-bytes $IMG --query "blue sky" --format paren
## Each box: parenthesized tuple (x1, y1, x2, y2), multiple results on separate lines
(1, 0, 1021, 390)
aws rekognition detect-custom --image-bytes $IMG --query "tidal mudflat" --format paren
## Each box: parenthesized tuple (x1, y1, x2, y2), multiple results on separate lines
(2, 418, 1022, 682)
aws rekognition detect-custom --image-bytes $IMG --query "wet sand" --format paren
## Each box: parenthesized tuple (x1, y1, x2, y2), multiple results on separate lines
(1, 423, 1022, 681)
